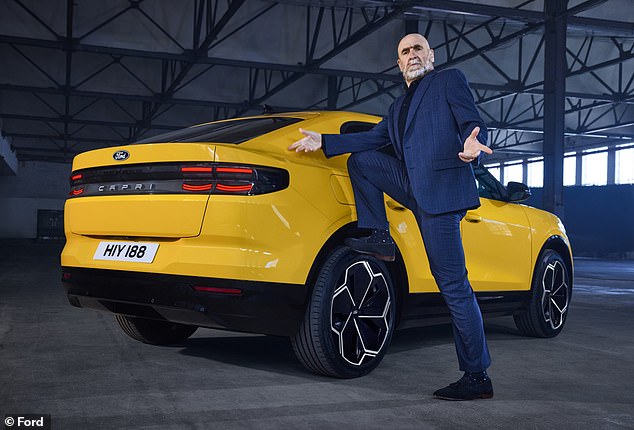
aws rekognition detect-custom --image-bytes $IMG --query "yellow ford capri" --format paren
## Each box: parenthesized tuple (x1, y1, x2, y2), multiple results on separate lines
(61, 111, 573, 378)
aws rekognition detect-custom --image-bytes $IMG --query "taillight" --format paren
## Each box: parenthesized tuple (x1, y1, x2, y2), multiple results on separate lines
(69, 173, 84, 196)
(68, 162, 288, 197)
(181, 167, 213, 173)
(179, 163, 287, 195)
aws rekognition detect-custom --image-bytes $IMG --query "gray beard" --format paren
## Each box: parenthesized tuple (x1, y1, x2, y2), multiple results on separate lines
(403, 63, 433, 81)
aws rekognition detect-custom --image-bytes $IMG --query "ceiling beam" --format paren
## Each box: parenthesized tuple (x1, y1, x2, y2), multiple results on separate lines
(0, 113, 179, 130)
(409, 0, 543, 22)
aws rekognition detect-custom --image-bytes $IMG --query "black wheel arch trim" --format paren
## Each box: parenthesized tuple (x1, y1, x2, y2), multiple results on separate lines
(536, 235, 574, 289)
(305, 222, 410, 327)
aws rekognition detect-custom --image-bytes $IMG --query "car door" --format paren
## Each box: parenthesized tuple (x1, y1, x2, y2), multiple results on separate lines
(461, 195, 532, 292)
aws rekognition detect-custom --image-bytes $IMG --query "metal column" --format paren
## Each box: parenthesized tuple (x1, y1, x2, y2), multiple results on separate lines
(542, 0, 568, 218)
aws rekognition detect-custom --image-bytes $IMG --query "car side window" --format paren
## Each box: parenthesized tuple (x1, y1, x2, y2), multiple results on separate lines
(340, 121, 376, 134)
(340, 121, 395, 157)
(473, 165, 508, 201)
(136, 117, 303, 145)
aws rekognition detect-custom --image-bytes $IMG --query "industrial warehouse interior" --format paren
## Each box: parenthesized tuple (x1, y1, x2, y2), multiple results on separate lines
(1, 1, 633, 429)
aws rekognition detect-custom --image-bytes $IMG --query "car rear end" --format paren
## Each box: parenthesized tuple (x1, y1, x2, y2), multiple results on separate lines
(61, 114, 348, 336)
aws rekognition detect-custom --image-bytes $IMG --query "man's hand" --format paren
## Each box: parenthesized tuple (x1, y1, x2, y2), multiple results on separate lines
(288, 128, 323, 152)
(458, 127, 493, 162)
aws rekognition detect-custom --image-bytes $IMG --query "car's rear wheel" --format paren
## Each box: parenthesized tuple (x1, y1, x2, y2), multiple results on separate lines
(115, 315, 198, 345)
(292, 246, 396, 378)
(514, 249, 572, 338)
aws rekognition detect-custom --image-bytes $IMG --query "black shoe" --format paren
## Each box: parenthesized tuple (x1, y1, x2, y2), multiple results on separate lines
(433, 372, 494, 401)
(344, 229, 395, 262)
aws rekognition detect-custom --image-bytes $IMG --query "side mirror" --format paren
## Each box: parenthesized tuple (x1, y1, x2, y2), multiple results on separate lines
(506, 181, 531, 202)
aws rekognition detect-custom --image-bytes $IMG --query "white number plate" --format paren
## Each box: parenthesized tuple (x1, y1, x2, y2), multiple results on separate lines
(93, 241, 159, 263)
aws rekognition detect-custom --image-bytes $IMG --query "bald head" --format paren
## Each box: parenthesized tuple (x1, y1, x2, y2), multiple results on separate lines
(397, 33, 434, 85)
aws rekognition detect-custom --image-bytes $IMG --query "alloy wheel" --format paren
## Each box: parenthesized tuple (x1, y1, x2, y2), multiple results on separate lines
(541, 260, 570, 330)
(330, 260, 392, 366)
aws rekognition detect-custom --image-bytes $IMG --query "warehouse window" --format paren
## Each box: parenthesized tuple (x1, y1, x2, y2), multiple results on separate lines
(504, 161, 523, 184)
(615, 144, 634, 184)
(581, 147, 608, 186)
(485, 163, 501, 182)
(526, 157, 543, 188)
(564, 152, 576, 186)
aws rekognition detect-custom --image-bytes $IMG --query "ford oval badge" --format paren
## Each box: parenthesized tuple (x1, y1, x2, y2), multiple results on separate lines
(113, 150, 130, 161)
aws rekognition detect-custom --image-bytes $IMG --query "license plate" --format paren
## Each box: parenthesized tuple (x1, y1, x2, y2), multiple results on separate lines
(93, 241, 159, 263)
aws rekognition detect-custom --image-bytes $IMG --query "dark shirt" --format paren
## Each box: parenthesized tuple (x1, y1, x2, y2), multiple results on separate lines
(397, 78, 422, 143)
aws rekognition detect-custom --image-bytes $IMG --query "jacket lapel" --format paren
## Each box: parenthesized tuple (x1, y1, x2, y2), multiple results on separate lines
(404, 70, 437, 136)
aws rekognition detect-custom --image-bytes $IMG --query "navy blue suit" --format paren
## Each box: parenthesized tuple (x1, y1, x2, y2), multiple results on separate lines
(323, 69, 491, 373)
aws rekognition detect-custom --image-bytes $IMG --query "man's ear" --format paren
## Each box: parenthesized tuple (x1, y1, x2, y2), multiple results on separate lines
(397, 58, 403, 72)
(430, 49, 435, 63)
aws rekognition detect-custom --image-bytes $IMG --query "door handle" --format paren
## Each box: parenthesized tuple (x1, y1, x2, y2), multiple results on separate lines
(465, 213, 482, 223)
(386, 200, 406, 211)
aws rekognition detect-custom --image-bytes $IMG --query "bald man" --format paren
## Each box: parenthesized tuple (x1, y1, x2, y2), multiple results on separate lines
(289, 34, 494, 400)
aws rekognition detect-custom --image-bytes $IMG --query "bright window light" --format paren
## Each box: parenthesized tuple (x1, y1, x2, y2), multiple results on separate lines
(485, 164, 501, 181)
(504, 162, 523, 184)
(527, 160, 543, 188)
(581, 147, 608, 186)
(615, 145, 634, 184)
(564, 154, 576, 186)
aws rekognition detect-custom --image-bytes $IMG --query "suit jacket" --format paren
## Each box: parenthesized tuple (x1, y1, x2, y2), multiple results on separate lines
(322, 68, 487, 215)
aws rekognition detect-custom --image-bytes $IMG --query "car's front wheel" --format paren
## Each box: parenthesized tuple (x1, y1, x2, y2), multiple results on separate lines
(292, 246, 396, 378)
(514, 249, 572, 338)
(115, 315, 198, 345)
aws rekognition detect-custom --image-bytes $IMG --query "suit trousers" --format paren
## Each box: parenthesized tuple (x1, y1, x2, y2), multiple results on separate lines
(347, 150, 491, 372)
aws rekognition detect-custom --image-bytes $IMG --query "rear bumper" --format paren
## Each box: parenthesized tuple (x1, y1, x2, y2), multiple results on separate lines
(62, 267, 308, 337)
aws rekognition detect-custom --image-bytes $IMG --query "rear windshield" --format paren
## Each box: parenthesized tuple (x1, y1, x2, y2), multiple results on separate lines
(136, 117, 303, 144)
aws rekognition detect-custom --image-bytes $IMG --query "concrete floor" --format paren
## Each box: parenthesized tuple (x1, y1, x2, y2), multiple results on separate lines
(1, 240, 633, 430)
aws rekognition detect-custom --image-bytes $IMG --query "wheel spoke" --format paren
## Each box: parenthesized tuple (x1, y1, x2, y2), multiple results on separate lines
(551, 283, 564, 296)
(553, 261, 564, 287)
(350, 262, 373, 305)
(356, 317, 384, 352)
(358, 281, 389, 317)
(331, 286, 354, 333)
(550, 298, 563, 315)
(340, 315, 363, 364)
(542, 299, 551, 322)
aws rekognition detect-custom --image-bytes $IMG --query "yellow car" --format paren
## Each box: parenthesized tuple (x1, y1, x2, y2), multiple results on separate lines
(62, 111, 573, 378)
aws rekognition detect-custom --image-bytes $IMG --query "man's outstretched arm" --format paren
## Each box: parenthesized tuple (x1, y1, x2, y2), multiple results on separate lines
(288, 118, 390, 158)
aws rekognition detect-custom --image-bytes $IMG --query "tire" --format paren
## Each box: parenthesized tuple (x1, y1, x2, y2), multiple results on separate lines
(514, 249, 572, 338)
(115, 315, 197, 345)
(291, 246, 397, 378)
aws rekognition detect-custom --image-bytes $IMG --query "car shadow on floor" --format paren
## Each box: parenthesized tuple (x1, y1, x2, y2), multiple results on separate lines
(389, 318, 523, 353)
(175, 318, 524, 377)
(178, 333, 317, 378)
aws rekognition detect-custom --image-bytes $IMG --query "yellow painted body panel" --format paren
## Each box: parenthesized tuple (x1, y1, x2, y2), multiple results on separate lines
(462, 199, 532, 291)
(66, 195, 209, 238)
(384, 198, 437, 292)
(63, 190, 354, 284)
(524, 205, 573, 282)
(72, 142, 217, 170)
(62, 111, 570, 294)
